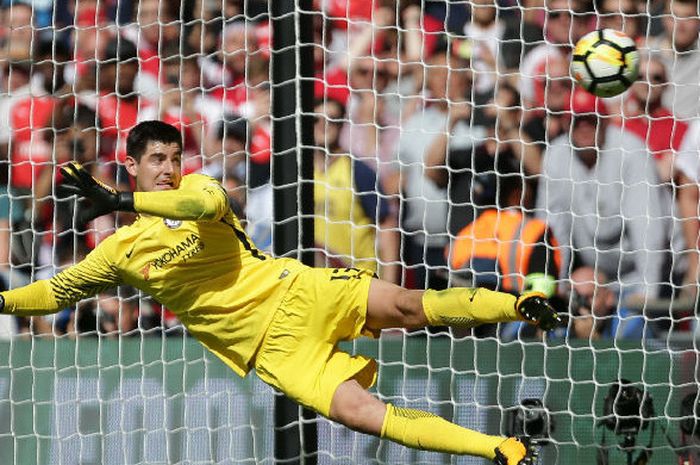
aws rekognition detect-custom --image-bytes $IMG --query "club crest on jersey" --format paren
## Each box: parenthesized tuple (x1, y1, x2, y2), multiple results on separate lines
(164, 218, 182, 229)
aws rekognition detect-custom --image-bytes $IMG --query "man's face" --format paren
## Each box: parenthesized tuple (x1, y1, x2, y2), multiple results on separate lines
(598, 0, 639, 38)
(545, 57, 572, 110)
(571, 117, 599, 151)
(125, 141, 182, 192)
(571, 115, 607, 167)
(572, 281, 613, 318)
(471, 0, 497, 26)
(6, 4, 33, 59)
(314, 102, 343, 151)
(138, 0, 165, 46)
(545, 0, 573, 45)
(349, 58, 388, 92)
(631, 59, 667, 106)
(222, 26, 251, 75)
(117, 62, 138, 96)
(665, 2, 700, 52)
(425, 53, 472, 103)
(99, 60, 137, 96)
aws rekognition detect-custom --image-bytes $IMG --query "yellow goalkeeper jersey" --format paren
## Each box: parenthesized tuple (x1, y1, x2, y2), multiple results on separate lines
(1, 173, 309, 376)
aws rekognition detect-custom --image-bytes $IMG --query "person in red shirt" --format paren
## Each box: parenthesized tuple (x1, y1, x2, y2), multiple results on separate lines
(123, 0, 181, 102)
(7, 63, 54, 191)
(619, 55, 688, 182)
(90, 37, 141, 171)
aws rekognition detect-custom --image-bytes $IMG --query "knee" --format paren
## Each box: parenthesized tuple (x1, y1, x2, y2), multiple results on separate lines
(329, 382, 386, 435)
(333, 398, 372, 433)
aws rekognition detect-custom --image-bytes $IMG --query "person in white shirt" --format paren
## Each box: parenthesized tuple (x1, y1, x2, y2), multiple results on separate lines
(536, 90, 669, 299)
(674, 120, 700, 294)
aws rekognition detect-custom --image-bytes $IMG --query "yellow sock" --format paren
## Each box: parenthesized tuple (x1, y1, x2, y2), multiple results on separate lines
(380, 403, 505, 458)
(422, 288, 518, 327)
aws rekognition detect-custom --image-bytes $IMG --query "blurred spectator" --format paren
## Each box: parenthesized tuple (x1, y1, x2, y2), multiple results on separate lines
(124, 0, 181, 102)
(394, 37, 485, 289)
(568, 266, 649, 340)
(482, 82, 544, 181)
(199, 20, 255, 106)
(0, 139, 27, 340)
(521, 54, 573, 171)
(520, 0, 591, 109)
(595, 0, 645, 44)
(34, 105, 101, 266)
(0, 2, 33, 63)
(674, 120, 700, 295)
(618, 55, 690, 297)
(340, 55, 391, 160)
(339, 5, 425, 176)
(314, 98, 399, 282)
(68, 2, 118, 88)
(203, 117, 248, 183)
(536, 89, 669, 299)
(647, 0, 700, 119)
(98, 287, 158, 336)
(33, 38, 72, 96)
(381, 4, 423, 103)
(425, 82, 536, 236)
(619, 54, 688, 182)
(0, 59, 54, 192)
(200, 116, 270, 250)
(447, 156, 561, 293)
(139, 48, 206, 173)
(78, 37, 139, 174)
(464, 0, 544, 102)
(318, 6, 401, 164)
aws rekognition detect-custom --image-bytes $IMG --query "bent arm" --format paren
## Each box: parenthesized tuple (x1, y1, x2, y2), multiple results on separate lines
(133, 174, 229, 221)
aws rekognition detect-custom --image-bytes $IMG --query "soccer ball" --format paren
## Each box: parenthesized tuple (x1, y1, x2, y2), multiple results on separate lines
(571, 29, 639, 98)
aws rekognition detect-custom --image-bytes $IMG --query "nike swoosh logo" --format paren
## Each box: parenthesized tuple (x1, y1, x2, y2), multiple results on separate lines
(125, 245, 136, 259)
(468, 289, 478, 302)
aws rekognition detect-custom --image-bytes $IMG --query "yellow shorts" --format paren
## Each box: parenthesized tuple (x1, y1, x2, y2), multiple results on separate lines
(254, 267, 378, 417)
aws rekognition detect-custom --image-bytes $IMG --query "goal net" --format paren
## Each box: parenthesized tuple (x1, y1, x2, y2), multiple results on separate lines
(0, 1, 698, 464)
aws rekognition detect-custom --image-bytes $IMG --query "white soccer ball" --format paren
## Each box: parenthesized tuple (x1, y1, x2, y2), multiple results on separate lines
(570, 29, 639, 98)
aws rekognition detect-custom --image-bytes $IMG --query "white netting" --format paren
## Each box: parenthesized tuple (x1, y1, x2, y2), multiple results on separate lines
(0, 0, 699, 464)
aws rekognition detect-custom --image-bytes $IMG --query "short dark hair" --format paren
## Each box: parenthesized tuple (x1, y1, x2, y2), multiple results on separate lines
(103, 37, 138, 63)
(314, 97, 346, 120)
(126, 121, 183, 160)
(218, 115, 249, 144)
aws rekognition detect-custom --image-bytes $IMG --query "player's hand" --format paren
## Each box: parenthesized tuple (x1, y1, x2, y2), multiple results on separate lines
(515, 291, 563, 331)
(60, 162, 135, 224)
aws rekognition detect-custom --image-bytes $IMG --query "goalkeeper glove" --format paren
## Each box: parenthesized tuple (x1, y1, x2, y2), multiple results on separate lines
(516, 291, 563, 331)
(493, 437, 537, 465)
(60, 162, 135, 224)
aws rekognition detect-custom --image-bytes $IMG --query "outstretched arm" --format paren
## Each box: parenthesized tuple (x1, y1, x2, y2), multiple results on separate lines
(61, 163, 229, 224)
(1, 244, 120, 316)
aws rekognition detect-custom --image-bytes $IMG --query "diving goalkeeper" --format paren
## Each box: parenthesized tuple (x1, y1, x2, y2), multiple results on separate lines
(0, 121, 562, 465)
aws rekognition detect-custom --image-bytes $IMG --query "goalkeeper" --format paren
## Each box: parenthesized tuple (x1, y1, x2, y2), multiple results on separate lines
(0, 121, 562, 465)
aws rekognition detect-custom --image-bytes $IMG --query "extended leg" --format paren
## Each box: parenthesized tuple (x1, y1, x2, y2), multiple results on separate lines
(365, 279, 561, 333)
(329, 379, 529, 463)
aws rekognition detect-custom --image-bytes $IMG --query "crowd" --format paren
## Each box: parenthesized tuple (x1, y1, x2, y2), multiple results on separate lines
(0, 0, 696, 341)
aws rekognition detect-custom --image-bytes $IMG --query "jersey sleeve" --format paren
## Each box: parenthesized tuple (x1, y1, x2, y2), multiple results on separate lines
(1, 242, 120, 316)
(133, 174, 229, 221)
